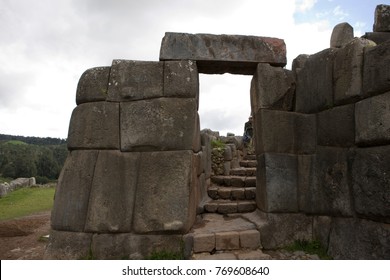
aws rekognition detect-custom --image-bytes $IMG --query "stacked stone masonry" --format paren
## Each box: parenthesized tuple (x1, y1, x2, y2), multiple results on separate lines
(47, 4, 390, 260)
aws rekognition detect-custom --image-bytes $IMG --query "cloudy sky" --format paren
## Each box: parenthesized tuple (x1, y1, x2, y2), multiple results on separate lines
(0, 0, 377, 138)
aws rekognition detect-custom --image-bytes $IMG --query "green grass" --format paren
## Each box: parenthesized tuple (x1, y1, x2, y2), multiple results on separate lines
(4, 140, 28, 145)
(0, 187, 55, 221)
(145, 250, 184, 260)
(285, 240, 332, 260)
(211, 139, 226, 149)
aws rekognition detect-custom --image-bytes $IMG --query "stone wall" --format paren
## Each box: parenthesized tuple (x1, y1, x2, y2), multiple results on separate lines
(46, 60, 206, 259)
(252, 7, 390, 259)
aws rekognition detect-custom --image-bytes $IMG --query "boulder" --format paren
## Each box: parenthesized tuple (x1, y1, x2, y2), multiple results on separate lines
(84, 151, 140, 233)
(67, 102, 120, 150)
(51, 150, 99, 231)
(120, 98, 198, 152)
(362, 32, 390, 45)
(333, 38, 373, 104)
(363, 40, 390, 96)
(254, 109, 316, 155)
(351, 146, 390, 223)
(330, 22, 354, 48)
(76, 66, 110, 104)
(107, 60, 164, 102)
(295, 48, 337, 113)
(355, 91, 390, 146)
(317, 104, 355, 147)
(250, 64, 295, 112)
(159, 32, 286, 74)
(328, 218, 390, 259)
(256, 153, 298, 213)
(373, 4, 390, 32)
(132, 150, 196, 233)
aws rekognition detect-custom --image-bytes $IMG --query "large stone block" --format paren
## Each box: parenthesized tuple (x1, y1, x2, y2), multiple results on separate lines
(355, 91, 390, 146)
(76, 66, 110, 105)
(351, 146, 390, 222)
(44, 230, 92, 260)
(317, 104, 355, 147)
(254, 109, 316, 155)
(51, 150, 99, 231)
(256, 153, 298, 213)
(328, 218, 390, 259)
(159, 32, 287, 74)
(363, 40, 390, 96)
(133, 151, 196, 233)
(67, 102, 120, 149)
(120, 98, 198, 152)
(257, 211, 313, 250)
(107, 60, 163, 102)
(310, 146, 353, 216)
(91, 233, 183, 259)
(362, 32, 390, 45)
(333, 38, 373, 105)
(313, 216, 332, 251)
(250, 64, 295, 112)
(330, 22, 354, 48)
(297, 155, 315, 213)
(163, 60, 199, 100)
(374, 4, 390, 32)
(296, 48, 337, 113)
(84, 151, 140, 233)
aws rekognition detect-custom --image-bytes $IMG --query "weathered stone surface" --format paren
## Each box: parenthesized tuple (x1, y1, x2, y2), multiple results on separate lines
(91, 233, 183, 259)
(355, 91, 390, 146)
(330, 22, 354, 48)
(313, 216, 332, 251)
(250, 64, 295, 112)
(351, 146, 390, 222)
(67, 102, 119, 149)
(296, 48, 337, 113)
(76, 66, 110, 105)
(363, 40, 390, 96)
(160, 32, 287, 74)
(239, 229, 261, 249)
(297, 155, 314, 212)
(51, 150, 99, 231)
(44, 230, 92, 260)
(237, 250, 272, 260)
(0, 177, 37, 197)
(292, 54, 310, 73)
(163, 60, 199, 100)
(374, 4, 390, 32)
(193, 233, 215, 253)
(317, 104, 355, 147)
(310, 147, 353, 216)
(257, 211, 313, 250)
(328, 218, 390, 259)
(84, 151, 140, 233)
(254, 109, 316, 155)
(216, 231, 239, 250)
(256, 153, 298, 213)
(120, 98, 198, 152)
(362, 32, 390, 45)
(333, 38, 373, 105)
(107, 60, 163, 101)
(133, 151, 196, 233)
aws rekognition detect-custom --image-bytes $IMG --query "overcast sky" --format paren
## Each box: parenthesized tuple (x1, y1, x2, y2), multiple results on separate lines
(0, 0, 377, 138)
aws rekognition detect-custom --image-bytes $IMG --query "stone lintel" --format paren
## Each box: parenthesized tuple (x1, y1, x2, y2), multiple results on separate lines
(159, 32, 287, 74)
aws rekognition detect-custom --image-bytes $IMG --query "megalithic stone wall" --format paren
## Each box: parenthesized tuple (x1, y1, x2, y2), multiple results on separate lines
(46, 60, 204, 259)
(251, 6, 390, 258)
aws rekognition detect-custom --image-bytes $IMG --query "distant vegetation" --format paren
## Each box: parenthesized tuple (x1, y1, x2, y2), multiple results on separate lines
(0, 134, 68, 184)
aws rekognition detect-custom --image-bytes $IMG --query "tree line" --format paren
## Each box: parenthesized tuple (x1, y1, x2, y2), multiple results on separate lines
(0, 135, 68, 184)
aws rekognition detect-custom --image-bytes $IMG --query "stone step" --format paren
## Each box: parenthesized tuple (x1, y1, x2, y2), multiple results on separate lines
(204, 200, 257, 214)
(192, 250, 272, 260)
(239, 160, 257, 168)
(244, 154, 256, 161)
(211, 175, 256, 188)
(230, 168, 256, 177)
(208, 186, 256, 200)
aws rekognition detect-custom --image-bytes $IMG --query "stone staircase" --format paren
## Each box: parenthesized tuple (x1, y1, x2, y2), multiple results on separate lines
(203, 154, 257, 214)
(187, 154, 266, 259)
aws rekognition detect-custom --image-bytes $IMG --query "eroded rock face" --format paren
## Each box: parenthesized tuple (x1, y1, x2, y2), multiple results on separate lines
(159, 32, 286, 74)
(374, 4, 390, 32)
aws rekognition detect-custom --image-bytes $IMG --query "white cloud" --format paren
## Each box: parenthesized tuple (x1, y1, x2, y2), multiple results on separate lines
(295, 0, 318, 13)
(333, 5, 349, 20)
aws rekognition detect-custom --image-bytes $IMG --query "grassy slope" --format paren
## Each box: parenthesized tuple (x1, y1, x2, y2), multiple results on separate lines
(0, 187, 55, 221)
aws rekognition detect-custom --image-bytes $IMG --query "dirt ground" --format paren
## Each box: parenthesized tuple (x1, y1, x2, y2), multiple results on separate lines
(0, 211, 51, 260)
